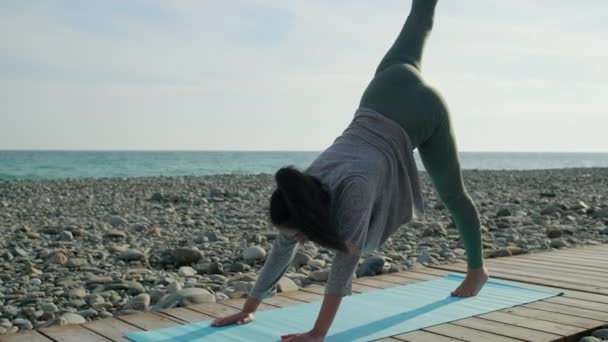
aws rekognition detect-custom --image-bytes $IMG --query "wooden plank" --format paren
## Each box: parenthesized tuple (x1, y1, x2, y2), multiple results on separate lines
(562, 290, 608, 304)
(425, 323, 524, 342)
(479, 311, 582, 336)
(157, 307, 214, 323)
(352, 277, 399, 289)
(300, 285, 325, 295)
(511, 252, 608, 267)
(279, 290, 323, 302)
(503, 306, 606, 329)
(374, 274, 420, 285)
(352, 283, 380, 293)
(218, 298, 277, 311)
(0, 331, 54, 342)
(392, 271, 441, 281)
(526, 301, 608, 321)
(544, 296, 608, 312)
(483, 262, 608, 286)
(39, 325, 111, 342)
(517, 254, 608, 268)
(490, 257, 605, 274)
(83, 318, 143, 342)
(481, 263, 608, 288)
(187, 303, 240, 318)
(395, 330, 466, 342)
(432, 263, 608, 295)
(542, 250, 608, 261)
(116, 312, 182, 330)
(263, 295, 305, 307)
(451, 317, 562, 342)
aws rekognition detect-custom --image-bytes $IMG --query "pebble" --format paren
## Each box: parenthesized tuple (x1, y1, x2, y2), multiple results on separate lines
(1, 170, 607, 329)
(550, 239, 568, 249)
(58, 313, 86, 325)
(178, 266, 198, 277)
(171, 248, 203, 265)
(159, 288, 215, 308)
(12, 318, 33, 330)
(591, 329, 608, 340)
(124, 294, 151, 311)
(359, 256, 385, 277)
(277, 277, 299, 292)
(309, 270, 329, 282)
(109, 216, 129, 227)
(579, 337, 601, 342)
(243, 246, 266, 262)
(119, 249, 146, 262)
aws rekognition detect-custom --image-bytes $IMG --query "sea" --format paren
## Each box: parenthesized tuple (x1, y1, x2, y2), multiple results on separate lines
(0, 151, 607, 181)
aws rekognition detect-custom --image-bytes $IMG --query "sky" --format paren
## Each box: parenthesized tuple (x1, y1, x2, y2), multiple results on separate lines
(0, 0, 606, 152)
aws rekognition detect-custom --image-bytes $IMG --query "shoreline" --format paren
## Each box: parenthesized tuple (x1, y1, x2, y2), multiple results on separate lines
(2, 166, 608, 183)
(1, 168, 607, 334)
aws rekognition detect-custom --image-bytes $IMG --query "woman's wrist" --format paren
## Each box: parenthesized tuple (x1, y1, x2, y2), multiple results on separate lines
(243, 296, 261, 313)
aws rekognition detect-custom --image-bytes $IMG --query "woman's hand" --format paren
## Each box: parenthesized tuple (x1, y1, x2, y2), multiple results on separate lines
(281, 330, 325, 341)
(210, 311, 254, 327)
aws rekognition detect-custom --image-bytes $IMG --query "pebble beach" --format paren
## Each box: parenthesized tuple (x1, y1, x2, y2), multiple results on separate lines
(1, 168, 608, 335)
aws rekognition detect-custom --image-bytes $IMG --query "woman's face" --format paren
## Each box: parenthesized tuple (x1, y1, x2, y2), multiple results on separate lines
(280, 227, 309, 244)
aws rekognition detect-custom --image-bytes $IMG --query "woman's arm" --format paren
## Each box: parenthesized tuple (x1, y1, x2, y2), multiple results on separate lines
(248, 232, 299, 300)
(284, 178, 371, 340)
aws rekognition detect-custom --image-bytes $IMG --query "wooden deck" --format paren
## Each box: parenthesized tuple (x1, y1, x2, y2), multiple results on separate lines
(2, 244, 608, 342)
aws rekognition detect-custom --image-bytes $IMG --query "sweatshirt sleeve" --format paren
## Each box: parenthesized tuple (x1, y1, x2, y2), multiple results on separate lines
(325, 178, 373, 297)
(248, 232, 299, 300)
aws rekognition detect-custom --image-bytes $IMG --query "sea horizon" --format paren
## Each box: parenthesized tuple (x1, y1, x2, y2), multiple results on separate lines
(1, 150, 608, 181)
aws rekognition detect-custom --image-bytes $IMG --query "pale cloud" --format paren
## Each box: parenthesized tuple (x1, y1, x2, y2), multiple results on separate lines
(0, 0, 606, 151)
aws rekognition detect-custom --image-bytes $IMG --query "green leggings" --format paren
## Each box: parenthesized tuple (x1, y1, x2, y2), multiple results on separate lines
(360, 0, 483, 269)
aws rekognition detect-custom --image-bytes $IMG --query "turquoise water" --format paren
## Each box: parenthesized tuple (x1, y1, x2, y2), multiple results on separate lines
(0, 151, 607, 180)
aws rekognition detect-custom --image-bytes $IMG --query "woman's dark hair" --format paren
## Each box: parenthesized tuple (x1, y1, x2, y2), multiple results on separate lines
(269, 166, 349, 253)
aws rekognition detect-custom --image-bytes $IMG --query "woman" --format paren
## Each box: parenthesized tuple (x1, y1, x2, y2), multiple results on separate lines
(212, 1, 488, 340)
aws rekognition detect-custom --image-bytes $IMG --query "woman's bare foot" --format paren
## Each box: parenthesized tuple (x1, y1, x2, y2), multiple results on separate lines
(451, 266, 489, 297)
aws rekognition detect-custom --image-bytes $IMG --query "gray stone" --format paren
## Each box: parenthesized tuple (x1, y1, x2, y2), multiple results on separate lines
(159, 288, 215, 308)
(124, 293, 151, 311)
(178, 266, 197, 277)
(206, 261, 224, 275)
(309, 270, 329, 282)
(592, 208, 608, 219)
(416, 251, 436, 265)
(307, 259, 326, 268)
(243, 246, 266, 262)
(550, 239, 568, 249)
(58, 231, 74, 241)
(104, 281, 145, 295)
(422, 223, 447, 237)
(229, 262, 250, 272)
(591, 329, 608, 340)
(579, 337, 601, 342)
(109, 216, 129, 227)
(58, 313, 86, 325)
(540, 205, 562, 216)
(66, 258, 88, 268)
(171, 248, 203, 265)
(78, 308, 98, 319)
(496, 208, 512, 217)
(40, 303, 59, 313)
(11, 318, 33, 330)
(489, 248, 511, 258)
(104, 229, 127, 239)
(68, 287, 87, 299)
(359, 256, 385, 277)
(277, 277, 299, 293)
(292, 251, 312, 268)
(546, 228, 563, 238)
(119, 249, 146, 262)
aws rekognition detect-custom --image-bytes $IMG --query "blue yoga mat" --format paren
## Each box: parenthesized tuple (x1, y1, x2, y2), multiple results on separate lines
(125, 273, 561, 342)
